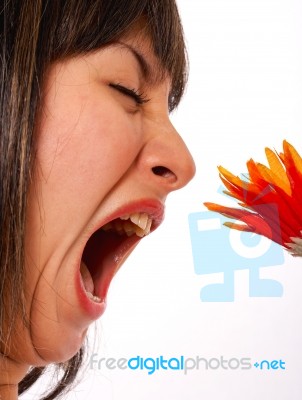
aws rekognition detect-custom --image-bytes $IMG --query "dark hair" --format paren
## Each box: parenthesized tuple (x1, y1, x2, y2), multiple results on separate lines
(0, 0, 187, 398)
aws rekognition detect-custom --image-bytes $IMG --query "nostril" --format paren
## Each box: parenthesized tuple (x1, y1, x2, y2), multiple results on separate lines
(152, 166, 176, 180)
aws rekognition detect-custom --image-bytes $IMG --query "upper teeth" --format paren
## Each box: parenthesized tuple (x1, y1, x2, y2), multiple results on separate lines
(102, 212, 153, 238)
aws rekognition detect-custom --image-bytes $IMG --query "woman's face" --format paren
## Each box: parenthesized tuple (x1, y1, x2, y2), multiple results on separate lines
(15, 28, 195, 366)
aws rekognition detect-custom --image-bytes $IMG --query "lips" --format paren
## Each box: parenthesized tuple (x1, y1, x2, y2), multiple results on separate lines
(76, 200, 164, 317)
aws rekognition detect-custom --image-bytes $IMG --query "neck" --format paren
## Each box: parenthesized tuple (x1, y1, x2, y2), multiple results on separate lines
(0, 384, 19, 400)
(0, 354, 29, 400)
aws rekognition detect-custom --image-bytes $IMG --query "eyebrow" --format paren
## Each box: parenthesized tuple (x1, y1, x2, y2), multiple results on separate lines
(115, 41, 163, 84)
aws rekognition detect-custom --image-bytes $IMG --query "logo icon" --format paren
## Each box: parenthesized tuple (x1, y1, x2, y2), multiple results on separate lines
(188, 183, 284, 302)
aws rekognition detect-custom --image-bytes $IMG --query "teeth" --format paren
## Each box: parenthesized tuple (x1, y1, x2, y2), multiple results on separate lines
(86, 291, 103, 303)
(102, 222, 113, 231)
(135, 226, 146, 238)
(101, 212, 153, 237)
(123, 221, 136, 237)
(114, 219, 124, 235)
(130, 212, 149, 230)
(145, 218, 152, 233)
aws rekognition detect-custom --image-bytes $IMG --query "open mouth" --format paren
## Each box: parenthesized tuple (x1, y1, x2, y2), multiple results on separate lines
(79, 212, 154, 304)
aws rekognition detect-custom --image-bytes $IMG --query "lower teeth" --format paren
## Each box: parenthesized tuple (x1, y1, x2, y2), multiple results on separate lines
(86, 291, 103, 303)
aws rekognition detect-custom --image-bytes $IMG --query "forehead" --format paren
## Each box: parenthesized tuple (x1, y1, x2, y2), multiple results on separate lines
(116, 22, 171, 87)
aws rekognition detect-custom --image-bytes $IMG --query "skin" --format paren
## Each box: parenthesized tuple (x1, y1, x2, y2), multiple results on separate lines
(0, 26, 195, 397)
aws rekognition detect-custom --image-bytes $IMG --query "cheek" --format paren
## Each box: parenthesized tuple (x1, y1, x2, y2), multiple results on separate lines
(26, 102, 143, 271)
(27, 102, 143, 283)
(38, 106, 140, 189)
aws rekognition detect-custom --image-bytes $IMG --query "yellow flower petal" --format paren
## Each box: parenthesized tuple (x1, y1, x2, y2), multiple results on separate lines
(283, 140, 302, 173)
(218, 166, 252, 197)
(218, 166, 243, 187)
(265, 147, 290, 194)
(256, 162, 291, 196)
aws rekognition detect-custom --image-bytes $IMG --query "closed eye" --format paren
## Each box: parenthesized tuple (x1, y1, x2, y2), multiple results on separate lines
(109, 83, 150, 105)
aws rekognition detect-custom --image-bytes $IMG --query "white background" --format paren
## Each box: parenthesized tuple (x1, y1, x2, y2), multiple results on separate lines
(23, 0, 302, 399)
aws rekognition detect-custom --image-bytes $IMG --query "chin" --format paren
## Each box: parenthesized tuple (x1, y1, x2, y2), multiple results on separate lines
(30, 323, 88, 365)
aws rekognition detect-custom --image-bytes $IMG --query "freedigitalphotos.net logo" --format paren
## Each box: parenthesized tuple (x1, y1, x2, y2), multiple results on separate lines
(188, 182, 285, 302)
(89, 354, 286, 375)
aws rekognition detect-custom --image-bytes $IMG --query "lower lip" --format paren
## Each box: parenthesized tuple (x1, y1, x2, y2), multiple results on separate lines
(75, 268, 107, 320)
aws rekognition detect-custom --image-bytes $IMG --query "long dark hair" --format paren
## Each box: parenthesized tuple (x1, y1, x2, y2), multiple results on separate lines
(0, 1, 188, 398)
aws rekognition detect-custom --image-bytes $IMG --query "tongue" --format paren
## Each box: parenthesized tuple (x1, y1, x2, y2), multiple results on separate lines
(80, 261, 95, 294)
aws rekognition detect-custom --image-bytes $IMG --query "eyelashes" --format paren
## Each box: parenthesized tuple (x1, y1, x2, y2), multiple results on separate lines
(109, 83, 150, 105)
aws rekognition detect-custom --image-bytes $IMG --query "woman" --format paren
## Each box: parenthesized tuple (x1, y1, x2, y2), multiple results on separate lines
(0, 0, 195, 398)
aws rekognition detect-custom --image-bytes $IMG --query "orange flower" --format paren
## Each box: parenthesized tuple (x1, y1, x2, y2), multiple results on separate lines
(204, 140, 302, 256)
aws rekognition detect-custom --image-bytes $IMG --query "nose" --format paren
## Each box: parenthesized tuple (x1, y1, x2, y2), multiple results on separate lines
(137, 119, 196, 196)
